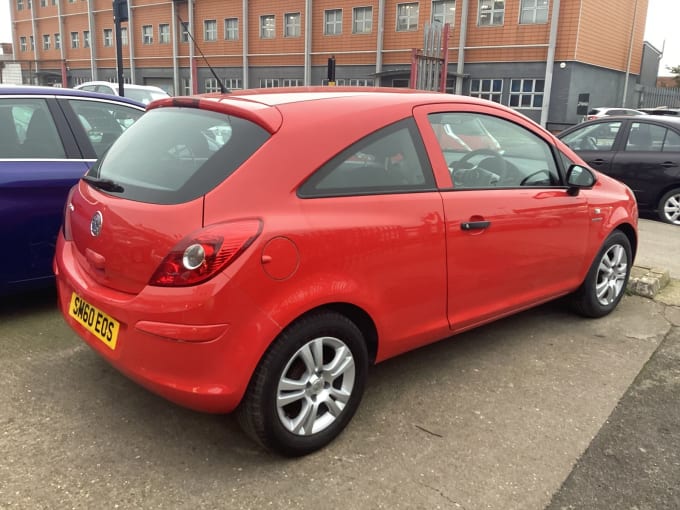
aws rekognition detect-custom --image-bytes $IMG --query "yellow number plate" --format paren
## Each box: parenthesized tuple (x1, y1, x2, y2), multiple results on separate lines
(69, 293, 120, 350)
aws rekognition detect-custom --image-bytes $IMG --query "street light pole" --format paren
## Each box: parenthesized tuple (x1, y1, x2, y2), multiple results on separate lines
(113, 0, 128, 97)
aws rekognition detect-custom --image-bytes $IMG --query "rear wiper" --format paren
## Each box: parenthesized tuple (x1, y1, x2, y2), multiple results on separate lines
(82, 175, 125, 193)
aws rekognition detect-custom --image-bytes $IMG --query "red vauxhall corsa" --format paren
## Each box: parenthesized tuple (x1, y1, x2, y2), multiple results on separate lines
(54, 88, 638, 456)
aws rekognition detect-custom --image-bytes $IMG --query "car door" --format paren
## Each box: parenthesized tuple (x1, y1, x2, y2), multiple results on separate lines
(0, 96, 89, 290)
(560, 119, 625, 175)
(609, 120, 680, 209)
(414, 104, 591, 331)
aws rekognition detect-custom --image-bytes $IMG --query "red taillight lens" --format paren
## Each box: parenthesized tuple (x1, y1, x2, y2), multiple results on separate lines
(149, 219, 263, 287)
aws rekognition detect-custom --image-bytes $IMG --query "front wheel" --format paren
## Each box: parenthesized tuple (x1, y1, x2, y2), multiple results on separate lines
(658, 188, 680, 225)
(572, 230, 632, 318)
(237, 311, 368, 456)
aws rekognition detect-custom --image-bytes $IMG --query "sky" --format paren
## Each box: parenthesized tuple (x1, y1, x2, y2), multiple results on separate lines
(0, 0, 678, 74)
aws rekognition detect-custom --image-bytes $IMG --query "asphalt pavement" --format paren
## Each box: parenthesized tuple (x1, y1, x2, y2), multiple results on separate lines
(0, 218, 678, 509)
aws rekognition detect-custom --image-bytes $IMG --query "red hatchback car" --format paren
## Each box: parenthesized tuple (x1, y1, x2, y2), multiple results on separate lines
(55, 88, 638, 456)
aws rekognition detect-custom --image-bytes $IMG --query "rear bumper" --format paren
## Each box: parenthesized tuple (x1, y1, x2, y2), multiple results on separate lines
(54, 234, 281, 414)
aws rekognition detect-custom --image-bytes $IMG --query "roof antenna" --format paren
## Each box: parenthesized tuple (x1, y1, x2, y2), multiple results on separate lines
(176, 13, 229, 93)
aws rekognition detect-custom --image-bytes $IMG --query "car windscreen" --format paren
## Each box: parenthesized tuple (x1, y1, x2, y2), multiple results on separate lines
(86, 107, 270, 204)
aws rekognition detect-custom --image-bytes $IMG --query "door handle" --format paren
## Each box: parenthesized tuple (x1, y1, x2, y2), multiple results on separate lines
(461, 221, 491, 231)
(662, 161, 678, 168)
(588, 159, 606, 166)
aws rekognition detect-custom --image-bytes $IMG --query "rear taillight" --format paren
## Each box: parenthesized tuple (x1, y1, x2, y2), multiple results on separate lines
(586, 115, 596, 121)
(62, 185, 77, 241)
(149, 219, 262, 287)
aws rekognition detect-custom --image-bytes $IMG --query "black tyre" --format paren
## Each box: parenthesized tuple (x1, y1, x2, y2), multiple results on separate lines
(237, 311, 368, 457)
(572, 230, 632, 318)
(658, 188, 680, 225)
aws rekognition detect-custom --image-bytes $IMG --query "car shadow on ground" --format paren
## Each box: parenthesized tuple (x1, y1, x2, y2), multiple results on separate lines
(0, 285, 58, 318)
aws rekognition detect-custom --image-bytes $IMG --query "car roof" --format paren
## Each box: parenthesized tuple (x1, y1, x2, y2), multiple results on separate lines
(0, 84, 146, 107)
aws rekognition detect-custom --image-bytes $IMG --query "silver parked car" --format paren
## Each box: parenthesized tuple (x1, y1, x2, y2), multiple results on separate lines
(74, 81, 170, 105)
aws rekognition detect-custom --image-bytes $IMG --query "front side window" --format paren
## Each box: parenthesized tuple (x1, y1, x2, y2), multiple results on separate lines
(142, 25, 153, 45)
(432, 0, 455, 25)
(299, 119, 435, 197)
(42, 34, 50, 50)
(0, 98, 66, 159)
(478, 0, 505, 26)
(224, 18, 238, 40)
(353, 6, 373, 34)
(260, 15, 275, 39)
(69, 99, 143, 157)
(285, 12, 301, 37)
(509, 79, 544, 109)
(520, 0, 549, 24)
(325, 9, 342, 35)
(469, 78, 502, 103)
(561, 122, 622, 152)
(428, 112, 559, 189)
(159, 24, 170, 44)
(204, 19, 217, 41)
(103, 28, 113, 47)
(87, 108, 270, 205)
(70, 32, 79, 49)
(397, 3, 419, 31)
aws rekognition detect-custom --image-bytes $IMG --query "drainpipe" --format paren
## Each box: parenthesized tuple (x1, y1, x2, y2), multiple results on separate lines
(127, 0, 135, 83)
(622, 0, 639, 107)
(88, 0, 97, 80)
(30, 3, 37, 83)
(540, 0, 560, 128)
(57, 0, 66, 86)
(171, 0, 178, 95)
(242, 0, 248, 88)
(376, 0, 384, 86)
(455, 0, 468, 95)
(304, 0, 311, 85)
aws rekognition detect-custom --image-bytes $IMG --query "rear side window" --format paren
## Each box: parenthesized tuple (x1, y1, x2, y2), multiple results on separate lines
(87, 107, 270, 204)
(0, 98, 66, 159)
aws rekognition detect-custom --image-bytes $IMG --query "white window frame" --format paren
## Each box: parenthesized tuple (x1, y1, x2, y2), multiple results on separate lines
(181, 22, 190, 43)
(142, 25, 153, 45)
(282, 79, 303, 87)
(397, 3, 419, 32)
(54, 32, 60, 49)
(159, 23, 170, 44)
(353, 6, 373, 34)
(204, 19, 217, 41)
(224, 78, 242, 90)
(121, 27, 128, 46)
(83, 30, 90, 48)
(103, 28, 113, 47)
(259, 78, 280, 88)
(519, 0, 549, 24)
(432, 0, 455, 26)
(224, 18, 238, 41)
(19, 36, 27, 51)
(469, 78, 503, 103)
(260, 15, 275, 39)
(508, 78, 544, 109)
(478, 0, 505, 26)
(205, 78, 220, 93)
(284, 12, 301, 37)
(324, 9, 343, 36)
(70, 31, 79, 49)
(42, 34, 50, 50)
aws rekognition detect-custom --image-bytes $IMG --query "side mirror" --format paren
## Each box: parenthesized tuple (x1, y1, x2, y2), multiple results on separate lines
(566, 164, 596, 196)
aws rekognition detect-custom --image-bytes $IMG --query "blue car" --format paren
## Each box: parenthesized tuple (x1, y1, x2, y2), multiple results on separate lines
(0, 86, 145, 294)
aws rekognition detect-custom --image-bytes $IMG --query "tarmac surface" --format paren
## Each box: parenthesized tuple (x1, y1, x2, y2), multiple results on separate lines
(0, 218, 678, 509)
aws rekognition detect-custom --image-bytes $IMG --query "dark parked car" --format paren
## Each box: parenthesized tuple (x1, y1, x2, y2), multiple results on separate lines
(0, 86, 145, 294)
(559, 116, 680, 225)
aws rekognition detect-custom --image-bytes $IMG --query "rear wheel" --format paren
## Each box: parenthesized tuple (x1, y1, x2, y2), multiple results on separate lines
(237, 311, 368, 456)
(572, 230, 632, 318)
(658, 188, 680, 225)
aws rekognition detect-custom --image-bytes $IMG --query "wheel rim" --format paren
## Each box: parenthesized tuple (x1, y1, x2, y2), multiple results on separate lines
(663, 193, 680, 225)
(276, 336, 356, 436)
(595, 244, 628, 306)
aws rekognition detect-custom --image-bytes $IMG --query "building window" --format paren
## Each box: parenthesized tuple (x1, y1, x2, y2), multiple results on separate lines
(324, 9, 342, 35)
(205, 78, 221, 93)
(397, 3, 419, 32)
(51, 0, 56, 4)
(478, 0, 504, 26)
(224, 18, 238, 40)
(103, 28, 113, 47)
(142, 25, 153, 45)
(204, 19, 217, 41)
(432, 0, 455, 25)
(42, 34, 50, 50)
(17, 0, 24, 11)
(70, 31, 79, 48)
(224, 78, 242, 90)
(509, 79, 544, 108)
(349, 78, 375, 86)
(469, 78, 502, 103)
(83, 31, 90, 48)
(29, 35, 35, 50)
(260, 78, 280, 88)
(353, 6, 373, 34)
(322, 78, 346, 86)
(181, 22, 190, 43)
(54, 33, 60, 49)
(282, 79, 303, 86)
(285, 12, 301, 37)
(121, 27, 128, 46)
(159, 23, 170, 44)
(520, 0, 548, 24)
(40, 0, 46, 7)
(260, 15, 275, 39)
(19, 36, 27, 51)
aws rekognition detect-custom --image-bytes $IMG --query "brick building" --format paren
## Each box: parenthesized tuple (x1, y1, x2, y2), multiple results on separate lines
(8, 0, 650, 129)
